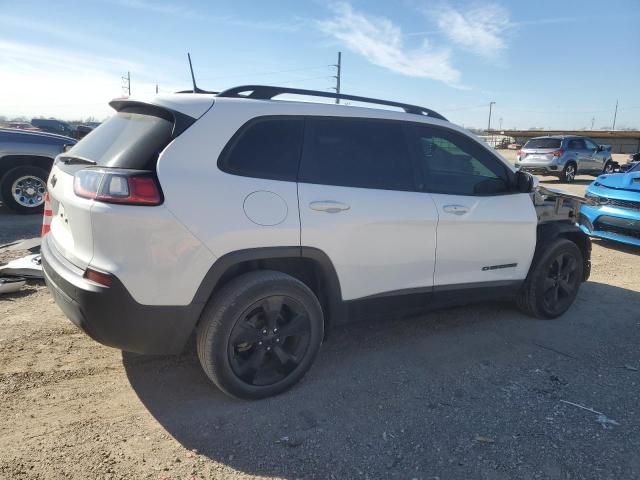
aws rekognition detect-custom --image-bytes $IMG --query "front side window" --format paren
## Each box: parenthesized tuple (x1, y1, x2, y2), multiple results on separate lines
(410, 126, 512, 196)
(219, 117, 304, 181)
(299, 117, 415, 191)
(584, 138, 598, 150)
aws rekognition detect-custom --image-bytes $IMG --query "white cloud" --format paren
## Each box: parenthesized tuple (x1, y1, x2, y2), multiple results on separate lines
(435, 4, 511, 58)
(0, 41, 179, 120)
(318, 3, 461, 86)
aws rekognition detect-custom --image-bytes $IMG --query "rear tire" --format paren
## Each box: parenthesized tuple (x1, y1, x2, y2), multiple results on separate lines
(197, 270, 324, 400)
(517, 238, 584, 319)
(0, 166, 49, 214)
(560, 162, 577, 183)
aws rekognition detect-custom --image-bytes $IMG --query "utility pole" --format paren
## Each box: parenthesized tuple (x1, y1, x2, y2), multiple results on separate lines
(155, 84, 159, 94)
(612, 99, 618, 131)
(487, 101, 495, 133)
(499, 117, 503, 130)
(122, 71, 131, 96)
(332, 52, 342, 104)
(591, 117, 595, 130)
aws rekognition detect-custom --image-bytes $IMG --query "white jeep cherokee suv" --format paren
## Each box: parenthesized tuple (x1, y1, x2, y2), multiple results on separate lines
(42, 85, 591, 399)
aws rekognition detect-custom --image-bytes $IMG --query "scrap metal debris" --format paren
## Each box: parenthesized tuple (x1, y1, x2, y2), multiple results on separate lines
(0, 277, 27, 294)
(560, 400, 620, 429)
(0, 254, 43, 279)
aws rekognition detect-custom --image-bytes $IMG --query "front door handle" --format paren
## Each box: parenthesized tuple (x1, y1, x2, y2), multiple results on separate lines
(442, 204, 469, 215)
(309, 201, 351, 213)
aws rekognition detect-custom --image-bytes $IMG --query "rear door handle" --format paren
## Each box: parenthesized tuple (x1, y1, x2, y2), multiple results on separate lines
(309, 201, 350, 213)
(442, 204, 469, 215)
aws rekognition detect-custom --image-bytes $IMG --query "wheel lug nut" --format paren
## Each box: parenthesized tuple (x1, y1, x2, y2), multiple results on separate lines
(258, 341, 262, 345)
(276, 338, 280, 343)
(266, 346, 271, 351)
(262, 329, 267, 334)
(273, 328, 278, 333)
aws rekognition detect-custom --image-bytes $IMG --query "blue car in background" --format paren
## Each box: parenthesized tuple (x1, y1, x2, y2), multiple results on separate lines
(579, 162, 640, 247)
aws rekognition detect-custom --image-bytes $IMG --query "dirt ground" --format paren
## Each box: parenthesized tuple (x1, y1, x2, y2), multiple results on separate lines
(1, 164, 639, 480)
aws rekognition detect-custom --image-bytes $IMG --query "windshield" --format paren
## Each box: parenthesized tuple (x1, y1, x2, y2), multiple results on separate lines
(65, 111, 173, 169)
(523, 138, 562, 149)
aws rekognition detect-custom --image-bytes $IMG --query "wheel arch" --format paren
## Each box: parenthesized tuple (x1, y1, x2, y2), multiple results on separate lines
(535, 222, 591, 281)
(0, 155, 54, 179)
(192, 247, 346, 334)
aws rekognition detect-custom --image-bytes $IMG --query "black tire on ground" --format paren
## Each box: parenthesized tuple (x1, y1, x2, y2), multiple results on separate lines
(517, 238, 584, 319)
(560, 162, 577, 183)
(603, 161, 615, 174)
(0, 166, 49, 214)
(197, 270, 324, 400)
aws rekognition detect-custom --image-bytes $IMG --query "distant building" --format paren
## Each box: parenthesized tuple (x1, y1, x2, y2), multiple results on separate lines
(499, 130, 640, 154)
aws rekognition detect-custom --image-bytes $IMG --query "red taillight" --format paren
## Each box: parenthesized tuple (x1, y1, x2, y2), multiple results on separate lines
(84, 267, 113, 287)
(74, 169, 161, 206)
(550, 150, 564, 157)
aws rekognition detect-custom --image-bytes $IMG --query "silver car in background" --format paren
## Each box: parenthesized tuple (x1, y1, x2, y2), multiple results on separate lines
(515, 135, 614, 183)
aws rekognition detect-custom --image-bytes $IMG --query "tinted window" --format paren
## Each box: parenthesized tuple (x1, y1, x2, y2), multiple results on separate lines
(65, 112, 172, 169)
(567, 138, 586, 150)
(410, 126, 511, 196)
(299, 118, 415, 191)
(584, 138, 598, 150)
(219, 117, 304, 181)
(524, 138, 561, 149)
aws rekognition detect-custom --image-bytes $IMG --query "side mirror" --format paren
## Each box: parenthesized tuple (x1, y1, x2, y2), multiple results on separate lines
(514, 170, 534, 193)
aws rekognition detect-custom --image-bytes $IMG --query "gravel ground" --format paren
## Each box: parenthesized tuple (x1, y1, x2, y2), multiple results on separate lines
(1, 167, 639, 480)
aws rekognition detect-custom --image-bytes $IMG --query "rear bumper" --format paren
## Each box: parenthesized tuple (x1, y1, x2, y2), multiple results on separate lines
(516, 163, 560, 176)
(579, 204, 640, 247)
(41, 234, 203, 354)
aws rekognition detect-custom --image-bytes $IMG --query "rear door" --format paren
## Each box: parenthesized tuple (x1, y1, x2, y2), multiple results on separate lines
(407, 124, 537, 289)
(298, 117, 438, 301)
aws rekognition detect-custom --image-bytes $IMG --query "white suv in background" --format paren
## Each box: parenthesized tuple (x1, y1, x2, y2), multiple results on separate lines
(42, 86, 591, 399)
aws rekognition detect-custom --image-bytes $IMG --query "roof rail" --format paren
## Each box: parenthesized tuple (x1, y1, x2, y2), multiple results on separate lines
(216, 85, 448, 121)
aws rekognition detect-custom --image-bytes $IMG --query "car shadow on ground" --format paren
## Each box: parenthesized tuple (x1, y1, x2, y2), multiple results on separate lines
(536, 177, 593, 186)
(123, 281, 640, 479)
(592, 238, 639, 256)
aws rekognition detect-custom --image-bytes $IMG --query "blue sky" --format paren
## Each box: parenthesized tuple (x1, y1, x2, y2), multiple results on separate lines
(1, 0, 639, 129)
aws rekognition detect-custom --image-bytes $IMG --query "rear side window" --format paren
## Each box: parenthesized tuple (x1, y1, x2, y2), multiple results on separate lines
(410, 125, 512, 196)
(219, 117, 304, 181)
(66, 111, 173, 169)
(524, 138, 562, 149)
(299, 117, 415, 191)
(567, 138, 586, 149)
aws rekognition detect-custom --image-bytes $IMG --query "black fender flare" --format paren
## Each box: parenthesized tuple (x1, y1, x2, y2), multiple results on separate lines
(534, 222, 592, 281)
(191, 246, 347, 330)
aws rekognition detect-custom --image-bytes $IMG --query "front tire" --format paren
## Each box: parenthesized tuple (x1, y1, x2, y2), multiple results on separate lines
(517, 239, 584, 319)
(0, 166, 49, 214)
(560, 162, 577, 183)
(197, 271, 324, 400)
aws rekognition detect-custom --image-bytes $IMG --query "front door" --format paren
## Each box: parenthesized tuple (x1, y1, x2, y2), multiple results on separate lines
(407, 124, 538, 289)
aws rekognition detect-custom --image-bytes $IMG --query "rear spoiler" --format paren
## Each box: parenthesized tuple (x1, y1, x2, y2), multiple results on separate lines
(108, 100, 197, 139)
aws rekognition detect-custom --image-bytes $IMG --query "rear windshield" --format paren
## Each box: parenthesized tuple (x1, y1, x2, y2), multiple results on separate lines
(65, 112, 172, 169)
(523, 138, 561, 150)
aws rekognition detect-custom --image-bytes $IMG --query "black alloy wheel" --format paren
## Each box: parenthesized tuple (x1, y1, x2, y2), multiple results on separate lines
(228, 295, 311, 386)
